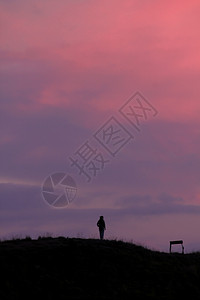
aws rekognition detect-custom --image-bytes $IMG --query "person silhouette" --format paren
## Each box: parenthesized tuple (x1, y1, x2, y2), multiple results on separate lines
(97, 216, 106, 240)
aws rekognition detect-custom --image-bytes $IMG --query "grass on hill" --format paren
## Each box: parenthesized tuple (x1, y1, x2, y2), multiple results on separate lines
(1, 237, 200, 299)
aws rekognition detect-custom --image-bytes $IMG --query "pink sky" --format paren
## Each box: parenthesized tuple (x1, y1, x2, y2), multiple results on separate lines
(1, 0, 200, 252)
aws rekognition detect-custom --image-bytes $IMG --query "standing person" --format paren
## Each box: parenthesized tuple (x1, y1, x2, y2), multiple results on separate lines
(97, 216, 106, 240)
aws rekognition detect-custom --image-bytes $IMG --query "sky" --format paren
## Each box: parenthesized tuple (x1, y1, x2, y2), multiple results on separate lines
(1, 0, 200, 252)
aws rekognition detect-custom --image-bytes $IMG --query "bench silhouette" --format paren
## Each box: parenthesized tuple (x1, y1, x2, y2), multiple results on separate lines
(169, 240, 184, 254)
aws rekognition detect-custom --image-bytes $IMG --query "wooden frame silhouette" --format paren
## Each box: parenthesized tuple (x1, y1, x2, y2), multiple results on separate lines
(169, 240, 184, 254)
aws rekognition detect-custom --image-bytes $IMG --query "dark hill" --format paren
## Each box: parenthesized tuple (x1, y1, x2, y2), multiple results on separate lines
(1, 237, 200, 299)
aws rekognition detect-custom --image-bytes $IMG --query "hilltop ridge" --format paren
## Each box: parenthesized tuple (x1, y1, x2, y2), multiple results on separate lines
(1, 237, 200, 299)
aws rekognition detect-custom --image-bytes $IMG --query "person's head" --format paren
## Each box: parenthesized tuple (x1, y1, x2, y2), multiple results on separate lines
(100, 216, 104, 220)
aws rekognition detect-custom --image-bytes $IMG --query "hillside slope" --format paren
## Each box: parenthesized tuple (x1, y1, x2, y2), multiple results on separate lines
(1, 237, 200, 299)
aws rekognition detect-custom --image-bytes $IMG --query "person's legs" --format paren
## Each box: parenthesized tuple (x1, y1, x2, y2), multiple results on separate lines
(99, 229, 104, 240)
